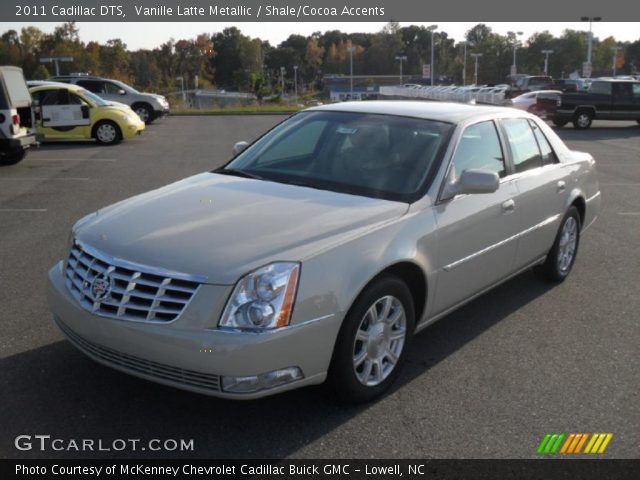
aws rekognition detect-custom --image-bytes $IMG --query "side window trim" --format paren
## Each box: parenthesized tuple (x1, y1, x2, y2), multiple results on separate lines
(497, 117, 544, 176)
(528, 119, 558, 166)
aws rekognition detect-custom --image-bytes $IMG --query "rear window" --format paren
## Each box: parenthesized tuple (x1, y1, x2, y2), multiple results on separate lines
(2, 69, 31, 107)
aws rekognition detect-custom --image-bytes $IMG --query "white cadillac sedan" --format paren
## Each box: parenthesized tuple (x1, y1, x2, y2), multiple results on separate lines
(47, 102, 600, 402)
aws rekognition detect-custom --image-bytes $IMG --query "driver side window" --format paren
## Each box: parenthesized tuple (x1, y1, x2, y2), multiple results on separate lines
(452, 121, 506, 178)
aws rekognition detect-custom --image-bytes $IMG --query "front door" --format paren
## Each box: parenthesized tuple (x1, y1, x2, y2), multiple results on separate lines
(432, 120, 521, 315)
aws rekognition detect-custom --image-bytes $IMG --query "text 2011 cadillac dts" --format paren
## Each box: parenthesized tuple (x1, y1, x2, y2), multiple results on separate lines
(47, 102, 600, 402)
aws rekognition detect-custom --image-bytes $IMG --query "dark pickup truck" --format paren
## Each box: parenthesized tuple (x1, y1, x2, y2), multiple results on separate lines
(538, 79, 640, 129)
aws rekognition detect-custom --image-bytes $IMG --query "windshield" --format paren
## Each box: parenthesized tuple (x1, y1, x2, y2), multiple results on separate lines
(219, 111, 453, 202)
(114, 80, 139, 94)
(81, 89, 109, 107)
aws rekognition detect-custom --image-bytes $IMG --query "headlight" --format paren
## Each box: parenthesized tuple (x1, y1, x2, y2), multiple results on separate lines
(219, 262, 300, 330)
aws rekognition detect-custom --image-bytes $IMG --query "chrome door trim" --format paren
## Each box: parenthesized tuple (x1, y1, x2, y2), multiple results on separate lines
(442, 213, 560, 271)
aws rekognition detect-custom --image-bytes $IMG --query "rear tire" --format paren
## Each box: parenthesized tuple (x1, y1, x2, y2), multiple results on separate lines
(573, 110, 593, 129)
(0, 149, 27, 166)
(534, 206, 581, 282)
(93, 121, 122, 145)
(328, 274, 415, 404)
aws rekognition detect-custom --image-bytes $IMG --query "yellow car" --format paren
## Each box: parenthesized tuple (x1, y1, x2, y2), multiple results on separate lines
(28, 82, 145, 145)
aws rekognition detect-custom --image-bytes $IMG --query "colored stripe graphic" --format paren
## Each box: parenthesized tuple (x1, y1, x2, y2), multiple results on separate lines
(537, 433, 565, 454)
(584, 433, 614, 454)
(541, 433, 613, 454)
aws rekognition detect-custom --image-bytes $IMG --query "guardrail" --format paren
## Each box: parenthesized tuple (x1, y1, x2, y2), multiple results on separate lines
(379, 85, 511, 106)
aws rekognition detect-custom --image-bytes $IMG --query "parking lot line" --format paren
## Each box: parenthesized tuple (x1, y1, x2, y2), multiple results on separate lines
(0, 208, 48, 212)
(0, 177, 90, 181)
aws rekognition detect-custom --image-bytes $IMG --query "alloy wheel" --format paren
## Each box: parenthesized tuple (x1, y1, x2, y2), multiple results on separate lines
(352, 295, 407, 387)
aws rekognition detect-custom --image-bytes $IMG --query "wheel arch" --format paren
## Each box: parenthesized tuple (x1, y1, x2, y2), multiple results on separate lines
(566, 189, 586, 228)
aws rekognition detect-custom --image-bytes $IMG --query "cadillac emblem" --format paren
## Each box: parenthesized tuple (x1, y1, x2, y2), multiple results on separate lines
(90, 273, 112, 302)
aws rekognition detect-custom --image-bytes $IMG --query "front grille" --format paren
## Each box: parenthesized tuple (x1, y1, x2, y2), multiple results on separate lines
(56, 317, 221, 392)
(65, 241, 200, 323)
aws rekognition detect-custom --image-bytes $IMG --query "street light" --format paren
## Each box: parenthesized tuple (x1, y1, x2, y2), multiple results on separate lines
(293, 65, 298, 102)
(509, 31, 523, 75)
(461, 41, 474, 86)
(347, 46, 356, 96)
(541, 49, 554, 75)
(395, 55, 407, 85)
(280, 66, 285, 94)
(175, 76, 185, 103)
(612, 46, 623, 77)
(580, 16, 602, 67)
(427, 24, 438, 86)
(470, 53, 483, 85)
(39, 56, 73, 76)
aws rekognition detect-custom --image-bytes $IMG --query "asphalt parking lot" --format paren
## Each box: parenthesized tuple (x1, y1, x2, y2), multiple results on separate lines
(1, 116, 638, 459)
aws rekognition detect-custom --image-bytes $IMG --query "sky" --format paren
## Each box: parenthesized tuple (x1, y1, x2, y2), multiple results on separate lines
(1, 22, 639, 48)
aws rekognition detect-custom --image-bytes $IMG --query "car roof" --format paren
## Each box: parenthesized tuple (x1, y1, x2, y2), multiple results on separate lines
(29, 82, 84, 92)
(307, 101, 517, 124)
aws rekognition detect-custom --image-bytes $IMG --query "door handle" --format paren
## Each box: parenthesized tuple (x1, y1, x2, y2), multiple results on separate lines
(502, 199, 515, 213)
(557, 180, 566, 193)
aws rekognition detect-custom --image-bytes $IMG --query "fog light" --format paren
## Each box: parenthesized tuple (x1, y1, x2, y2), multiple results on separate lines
(221, 367, 303, 394)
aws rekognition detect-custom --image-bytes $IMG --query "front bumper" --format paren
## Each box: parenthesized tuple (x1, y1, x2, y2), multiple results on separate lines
(47, 261, 338, 399)
(153, 108, 170, 120)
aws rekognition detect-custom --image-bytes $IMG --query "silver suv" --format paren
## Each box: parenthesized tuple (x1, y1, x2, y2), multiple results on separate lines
(0, 66, 37, 166)
(51, 74, 169, 124)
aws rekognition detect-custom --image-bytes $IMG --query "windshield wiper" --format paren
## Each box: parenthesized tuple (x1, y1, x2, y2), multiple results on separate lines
(215, 168, 264, 180)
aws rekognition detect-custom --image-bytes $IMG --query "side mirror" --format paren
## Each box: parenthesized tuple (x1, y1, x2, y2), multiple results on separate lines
(118, 89, 126, 95)
(232, 141, 249, 156)
(443, 168, 500, 199)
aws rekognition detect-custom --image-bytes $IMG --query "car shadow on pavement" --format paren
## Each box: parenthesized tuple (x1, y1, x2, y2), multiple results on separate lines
(0, 271, 555, 459)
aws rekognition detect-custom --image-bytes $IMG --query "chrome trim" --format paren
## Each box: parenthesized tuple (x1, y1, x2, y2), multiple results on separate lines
(442, 214, 561, 271)
(75, 239, 208, 283)
(215, 313, 336, 335)
(65, 239, 202, 324)
(417, 256, 547, 333)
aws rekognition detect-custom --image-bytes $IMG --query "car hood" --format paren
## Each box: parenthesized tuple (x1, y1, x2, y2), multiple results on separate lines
(74, 173, 408, 284)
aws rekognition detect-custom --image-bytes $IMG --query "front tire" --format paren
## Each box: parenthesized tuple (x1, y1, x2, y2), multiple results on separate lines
(328, 274, 415, 403)
(534, 206, 581, 282)
(93, 121, 122, 145)
(133, 103, 153, 124)
(0, 149, 27, 166)
(573, 110, 593, 129)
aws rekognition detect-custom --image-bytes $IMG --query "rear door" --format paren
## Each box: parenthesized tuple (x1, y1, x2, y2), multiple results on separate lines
(499, 117, 570, 269)
(432, 120, 520, 315)
(40, 89, 91, 128)
(612, 82, 635, 120)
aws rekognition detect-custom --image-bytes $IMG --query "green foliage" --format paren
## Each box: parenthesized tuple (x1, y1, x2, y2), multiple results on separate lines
(0, 22, 637, 95)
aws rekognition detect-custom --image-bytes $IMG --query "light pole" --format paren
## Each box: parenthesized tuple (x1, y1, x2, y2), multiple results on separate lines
(612, 46, 622, 77)
(280, 66, 285, 94)
(293, 65, 298, 102)
(581, 16, 602, 67)
(347, 46, 356, 97)
(427, 25, 438, 86)
(510, 31, 523, 75)
(39, 56, 73, 76)
(176, 76, 185, 103)
(461, 41, 474, 86)
(541, 49, 554, 75)
(395, 55, 407, 85)
(470, 53, 483, 85)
